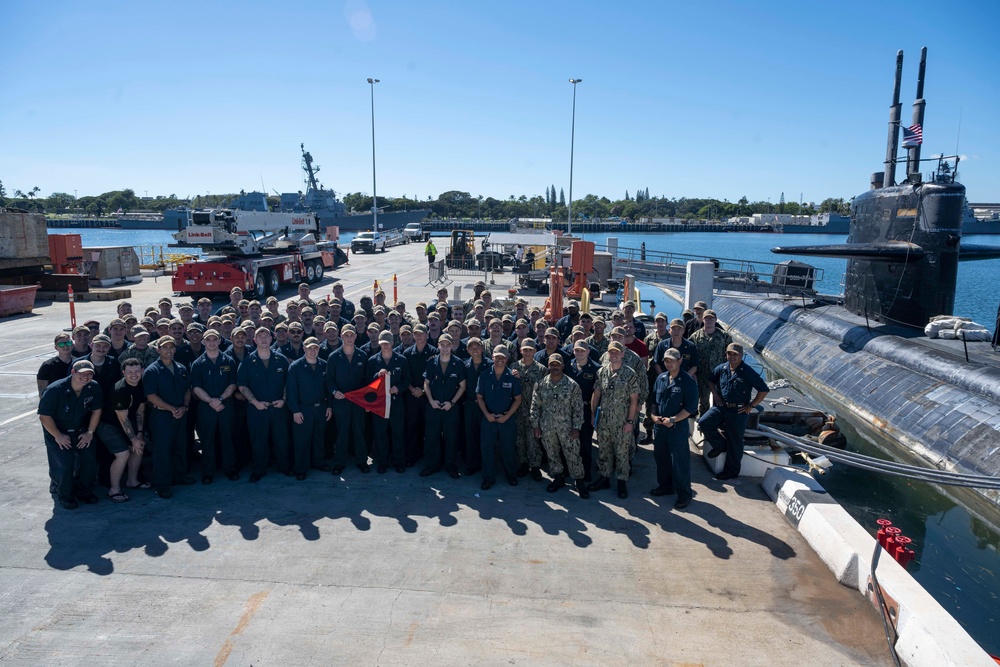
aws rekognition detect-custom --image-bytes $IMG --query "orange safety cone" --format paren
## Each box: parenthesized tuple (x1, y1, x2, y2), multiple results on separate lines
(67, 284, 77, 329)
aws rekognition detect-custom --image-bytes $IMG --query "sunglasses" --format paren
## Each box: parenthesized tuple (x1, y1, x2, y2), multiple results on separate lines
(87, 326, 100, 331)
(56, 341, 73, 348)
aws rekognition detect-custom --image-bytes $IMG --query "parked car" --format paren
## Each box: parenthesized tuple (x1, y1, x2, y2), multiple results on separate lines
(351, 231, 387, 253)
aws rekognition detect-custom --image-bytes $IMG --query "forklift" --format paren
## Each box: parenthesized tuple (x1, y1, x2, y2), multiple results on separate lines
(445, 229, 476, 269)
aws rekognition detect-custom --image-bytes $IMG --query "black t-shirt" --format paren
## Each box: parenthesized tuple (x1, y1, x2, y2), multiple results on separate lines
(37, 356, 71, 386)
(102, 377, 145, 427)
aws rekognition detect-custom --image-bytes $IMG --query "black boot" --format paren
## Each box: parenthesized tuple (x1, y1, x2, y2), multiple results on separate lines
(617, 480, 628, 499)
(546, 475, 565, 493)
(530, 467, 543, 482)
(576, 479, 590, 499)
(516, 462, 529, 478)
(589, 476, 611, 492)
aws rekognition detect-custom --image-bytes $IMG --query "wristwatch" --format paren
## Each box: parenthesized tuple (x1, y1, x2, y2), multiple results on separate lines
(668, 416, 675, 425)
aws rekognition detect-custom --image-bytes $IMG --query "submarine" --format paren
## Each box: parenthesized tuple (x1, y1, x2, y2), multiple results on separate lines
(700, 48, 1000, 508)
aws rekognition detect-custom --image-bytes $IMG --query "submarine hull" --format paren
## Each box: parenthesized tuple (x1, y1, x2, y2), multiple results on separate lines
(707, 291, 1000, 508)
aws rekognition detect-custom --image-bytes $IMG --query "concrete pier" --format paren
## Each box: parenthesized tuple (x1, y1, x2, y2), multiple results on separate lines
(0, 242, 893, 665)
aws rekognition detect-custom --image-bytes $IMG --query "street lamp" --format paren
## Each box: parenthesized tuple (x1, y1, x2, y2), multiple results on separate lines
(568, 78, 582, 235)
(367, 77, 380, 231)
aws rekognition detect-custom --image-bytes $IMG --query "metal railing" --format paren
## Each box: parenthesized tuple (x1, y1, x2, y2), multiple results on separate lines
(136, 245, 200, 273)
(597, 243, 824, 297)
(427, 260, 447, 286)
(439, 254, 493, 283)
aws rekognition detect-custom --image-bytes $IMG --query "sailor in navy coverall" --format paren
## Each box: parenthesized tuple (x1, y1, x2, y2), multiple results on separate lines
(365, 331, 410, 473)
(237, 327, 291, 481)
(568, 340, 600, 482)
(37, 360, 104, 508)
(421, 334, 466, 478)
(402, 325, 437, 466)
(476, 348, 522, 489)
(462, 338, 491, 476)
(697, 343, 769, 480)
(286, 337, 331, 479)
(189, 329, 238, 482)
(142, 337, 193, 497)
(651, 347, 699, 507)
(326, 325, 371, 473)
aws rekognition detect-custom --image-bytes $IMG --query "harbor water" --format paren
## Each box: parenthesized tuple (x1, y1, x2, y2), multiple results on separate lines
(49, 227, 1000, 655)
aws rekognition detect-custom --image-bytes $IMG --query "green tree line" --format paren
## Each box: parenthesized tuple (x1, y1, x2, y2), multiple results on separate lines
(1, 179, 853, 220)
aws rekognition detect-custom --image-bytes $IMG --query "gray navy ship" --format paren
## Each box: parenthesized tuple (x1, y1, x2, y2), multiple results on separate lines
(277, 144, 430, 232)
(122, 144, 431, 232)
(691, 48, 1000, 509)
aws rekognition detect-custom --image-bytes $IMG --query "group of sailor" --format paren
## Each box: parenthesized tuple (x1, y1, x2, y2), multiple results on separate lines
(36, 281, 768, 511)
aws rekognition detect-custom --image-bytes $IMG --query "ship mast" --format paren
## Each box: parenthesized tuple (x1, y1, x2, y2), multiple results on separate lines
(905, 47, 928, 182)
(301, 143, 321, 192)
(883, 50, 904, 187)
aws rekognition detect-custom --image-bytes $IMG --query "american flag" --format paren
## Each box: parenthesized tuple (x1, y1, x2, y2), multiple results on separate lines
(902, 123, 923, 148)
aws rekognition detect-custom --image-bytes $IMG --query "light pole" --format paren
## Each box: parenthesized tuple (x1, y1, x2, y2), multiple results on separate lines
(367, 77, 380, 231)
(568, 78, 582, 235)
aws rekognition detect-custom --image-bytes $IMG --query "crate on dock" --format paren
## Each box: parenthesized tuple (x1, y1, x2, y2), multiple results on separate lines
(0, 211, 49, 277)
(0, 211, 48, 260)
(0, 285, 40, 317)
(83, 246, 142, 286)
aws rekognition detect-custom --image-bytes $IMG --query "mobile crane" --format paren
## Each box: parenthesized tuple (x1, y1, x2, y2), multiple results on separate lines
(170, 208, 348, 299)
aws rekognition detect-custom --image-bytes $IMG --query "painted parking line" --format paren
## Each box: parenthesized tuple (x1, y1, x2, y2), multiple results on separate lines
(0, 409, 38, 427)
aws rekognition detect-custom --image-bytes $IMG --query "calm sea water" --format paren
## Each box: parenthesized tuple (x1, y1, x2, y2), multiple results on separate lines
(594, 230, 1000, 330)
(51, 227, 1000, 654)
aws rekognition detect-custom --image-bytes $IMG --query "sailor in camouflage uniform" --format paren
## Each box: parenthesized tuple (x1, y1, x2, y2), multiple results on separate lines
(117, 326, 159, 368)
(603, 326, 648, 408)
(511, 338, 547, 480)
(603, 326, 648, 455)
(530, 354, 589, 499)
(689, 309, 732, 417)
(585, 318, 609, 357)
(590, 341, 640, 499)
(483, 319, 517, 362)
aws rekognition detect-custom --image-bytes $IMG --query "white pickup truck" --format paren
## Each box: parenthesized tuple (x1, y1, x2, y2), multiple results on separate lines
(351, 231, 387, 253)
(403, 222, 424, 242)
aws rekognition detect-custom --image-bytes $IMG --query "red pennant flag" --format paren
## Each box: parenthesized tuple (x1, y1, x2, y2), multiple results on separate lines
(344, 374, 391, 419)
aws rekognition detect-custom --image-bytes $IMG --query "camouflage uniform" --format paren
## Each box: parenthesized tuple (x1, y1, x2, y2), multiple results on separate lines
(117, 344, 159, 368)
(642, 331, 669, 434)
(690, 327, 733, 416)
(600, 346, 648, 456)
(586, 334, 609, 358)
(600, 347, 648, 405)
(594, 363, 639, 481)
(530, 373, 585, 479)
(484, 338, 517, 362)
(511, 358, 547, 468)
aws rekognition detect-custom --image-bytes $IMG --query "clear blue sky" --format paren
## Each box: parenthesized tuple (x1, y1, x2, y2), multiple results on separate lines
(2, 0, 999, 205)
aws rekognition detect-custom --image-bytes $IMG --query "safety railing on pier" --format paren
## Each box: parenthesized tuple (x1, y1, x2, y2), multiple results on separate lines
(597, 243, 824, 297)
(136, 245, 199, 273)
(421, 219, 775, 234)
